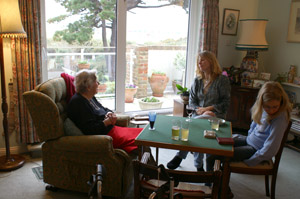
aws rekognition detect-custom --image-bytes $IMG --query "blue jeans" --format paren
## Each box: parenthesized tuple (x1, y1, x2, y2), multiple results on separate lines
(206, 134, 257, 171)
(176, 150, 204, 169)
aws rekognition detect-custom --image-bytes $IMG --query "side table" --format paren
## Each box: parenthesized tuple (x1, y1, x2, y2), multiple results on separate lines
(130, 116, 149, 128)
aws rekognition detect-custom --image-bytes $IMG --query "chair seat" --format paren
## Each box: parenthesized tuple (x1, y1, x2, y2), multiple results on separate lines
(230, 160, 274, 174)
(141, 179, 211, 197)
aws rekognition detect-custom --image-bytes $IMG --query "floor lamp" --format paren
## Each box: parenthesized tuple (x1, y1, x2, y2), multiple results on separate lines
(236, 19, 269, 73)
(0, 0, 27, 171)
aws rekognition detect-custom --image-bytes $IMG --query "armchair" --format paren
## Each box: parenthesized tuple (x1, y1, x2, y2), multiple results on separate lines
(23, 77, 132, 198)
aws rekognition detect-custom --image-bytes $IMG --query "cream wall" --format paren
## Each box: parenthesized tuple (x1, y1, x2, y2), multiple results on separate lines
(258, 0, 300, 80)
(218, 0, 259, 69)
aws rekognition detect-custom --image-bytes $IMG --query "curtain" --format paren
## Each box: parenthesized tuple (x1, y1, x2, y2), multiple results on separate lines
(198, 0, 219, 55)
(9, 0, 42, 143)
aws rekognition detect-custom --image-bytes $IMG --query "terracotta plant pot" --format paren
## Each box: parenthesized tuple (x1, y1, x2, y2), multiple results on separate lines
(148, 73, 169, 97)
(98, 84, 107, 93)
(125, 88, 137, 103)
(78, 63, 90, 69)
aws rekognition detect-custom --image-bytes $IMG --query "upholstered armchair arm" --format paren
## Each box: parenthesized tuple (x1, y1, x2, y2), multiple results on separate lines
(53, 135, 123, 154)
(116, 114, 130, 127)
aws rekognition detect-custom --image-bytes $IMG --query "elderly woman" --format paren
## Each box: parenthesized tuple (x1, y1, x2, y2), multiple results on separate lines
(167, 51, 231, 171)
(67, 69, 141, 153)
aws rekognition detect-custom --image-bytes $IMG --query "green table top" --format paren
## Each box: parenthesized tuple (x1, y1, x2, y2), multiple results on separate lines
(135, 115, 234, 157)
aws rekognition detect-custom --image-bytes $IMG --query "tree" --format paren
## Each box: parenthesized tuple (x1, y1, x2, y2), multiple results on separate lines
(48, 0, 189, 80)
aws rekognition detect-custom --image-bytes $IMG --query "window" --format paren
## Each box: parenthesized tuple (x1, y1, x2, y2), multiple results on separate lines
(41, 0, 202, 114)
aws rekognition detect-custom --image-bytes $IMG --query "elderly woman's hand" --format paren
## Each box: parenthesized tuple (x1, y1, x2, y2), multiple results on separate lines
(104, 112, 117, 126)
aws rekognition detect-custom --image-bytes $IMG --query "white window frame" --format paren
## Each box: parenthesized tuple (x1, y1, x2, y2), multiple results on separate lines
(40, 0, 202, 114)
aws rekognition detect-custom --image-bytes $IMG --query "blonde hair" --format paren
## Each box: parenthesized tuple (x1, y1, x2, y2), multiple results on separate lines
(75, 69, 97, 94)
(251, 81, 291, 124)
(196, 51, 222, 80)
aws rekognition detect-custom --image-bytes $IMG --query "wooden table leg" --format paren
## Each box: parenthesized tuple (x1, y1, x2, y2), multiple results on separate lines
(221, 157, 230, 199)
(155, 147, 159, 165)
(138, 145, 143, 160)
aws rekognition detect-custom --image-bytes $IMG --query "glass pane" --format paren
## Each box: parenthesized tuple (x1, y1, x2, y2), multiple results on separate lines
(45, 0, 117, 110)
(125, 0, 190, 112)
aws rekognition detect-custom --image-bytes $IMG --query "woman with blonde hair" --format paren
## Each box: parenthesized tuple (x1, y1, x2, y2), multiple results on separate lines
(206, 81, 291, 171)
(167, 51, 231, 171)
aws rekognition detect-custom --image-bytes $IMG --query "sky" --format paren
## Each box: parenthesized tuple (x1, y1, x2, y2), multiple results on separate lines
(45, 0, 189, 44)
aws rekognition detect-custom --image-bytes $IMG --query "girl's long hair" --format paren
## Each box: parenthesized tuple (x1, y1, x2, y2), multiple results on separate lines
(195, 51, 222, 81)
(251, 81, 291, 124)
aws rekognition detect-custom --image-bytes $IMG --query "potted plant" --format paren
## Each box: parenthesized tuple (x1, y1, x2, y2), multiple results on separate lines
(97, 72, 109, 93)
(148, 71, 169, 97)
(139, 97, 163, 110)
(125, 84, 138, 103)
(176, 84, 189, 102)
(78, 60, 90, 70)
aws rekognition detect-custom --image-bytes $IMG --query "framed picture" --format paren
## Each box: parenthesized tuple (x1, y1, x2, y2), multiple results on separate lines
(260, 72, 271, 81)
(253, 79, 266, 88)
(241, 78, 253, 88)
(222, 8, 240, 35)
(287, 0, 300, 42)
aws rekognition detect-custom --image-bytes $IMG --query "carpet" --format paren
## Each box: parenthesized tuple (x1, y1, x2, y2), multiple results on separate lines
(32, 166, 43, 180)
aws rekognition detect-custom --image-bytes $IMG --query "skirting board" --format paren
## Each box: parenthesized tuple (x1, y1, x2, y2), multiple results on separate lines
(0, 146, 27, 156)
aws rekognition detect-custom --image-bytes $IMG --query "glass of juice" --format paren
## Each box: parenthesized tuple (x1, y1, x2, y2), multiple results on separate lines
(171, 119, 180, 140)
(210, 118, 220, 131)
(148, 111, 157, 130)
(181, 120, 190, 141)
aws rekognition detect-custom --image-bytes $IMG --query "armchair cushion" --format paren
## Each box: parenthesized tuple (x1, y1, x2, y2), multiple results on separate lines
(64, 118, 84, 136)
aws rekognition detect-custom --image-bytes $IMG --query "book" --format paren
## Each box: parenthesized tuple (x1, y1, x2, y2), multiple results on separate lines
(216, 136, 234, 145)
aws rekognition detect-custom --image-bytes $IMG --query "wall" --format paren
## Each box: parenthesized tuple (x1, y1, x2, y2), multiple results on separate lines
(258, 0, 300, 80)
(218, 0, 259, 68)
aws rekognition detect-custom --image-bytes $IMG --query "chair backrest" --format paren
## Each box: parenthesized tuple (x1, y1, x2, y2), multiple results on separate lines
(133, 153, 222, 199)
(23, 77, 67, 141)
(273, 121, 292, 171)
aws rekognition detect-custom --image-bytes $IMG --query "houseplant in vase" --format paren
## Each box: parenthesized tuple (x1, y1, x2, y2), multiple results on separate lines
(97, 72, 109, 93)
(77, 60, 90, 70)
(176, 84, 189, 103)
(125, 84, 138, 103)
(148, 71, 169, 97)
(139, 97, 163, 110)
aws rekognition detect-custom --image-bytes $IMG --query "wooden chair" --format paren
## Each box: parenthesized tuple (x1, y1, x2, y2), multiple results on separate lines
(229, 121, 292, 199)
(133, 152, 222, 199)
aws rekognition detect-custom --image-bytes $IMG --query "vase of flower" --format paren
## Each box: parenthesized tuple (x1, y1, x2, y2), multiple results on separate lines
(125, 84, 137, 103)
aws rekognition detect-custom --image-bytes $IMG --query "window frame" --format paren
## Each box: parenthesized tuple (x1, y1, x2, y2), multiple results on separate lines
(40, 0, 202, 114)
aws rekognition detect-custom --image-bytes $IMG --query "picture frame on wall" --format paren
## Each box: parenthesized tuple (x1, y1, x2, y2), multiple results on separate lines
(222, 8, 240, 35)
(287, 0, 300, 42)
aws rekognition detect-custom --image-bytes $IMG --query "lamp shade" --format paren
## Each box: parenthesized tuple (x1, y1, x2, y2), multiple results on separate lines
(0, 0, 27, 38)
(236, 19, 268, 51)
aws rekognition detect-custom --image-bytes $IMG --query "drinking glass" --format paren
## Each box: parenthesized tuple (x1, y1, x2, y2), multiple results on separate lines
(186, 105, 194, 122)
(181, 120, 190, 141)
(171, 119, 181, 140)
(148, 111, 157, 130)
(210, 118, 220, 131)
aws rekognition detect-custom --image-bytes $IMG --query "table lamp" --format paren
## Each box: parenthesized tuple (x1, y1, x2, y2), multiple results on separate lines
(0, 0, 27, 171)
(236, 19, 269, 73)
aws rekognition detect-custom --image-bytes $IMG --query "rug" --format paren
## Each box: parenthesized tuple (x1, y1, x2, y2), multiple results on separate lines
(32, 166, 43, 180)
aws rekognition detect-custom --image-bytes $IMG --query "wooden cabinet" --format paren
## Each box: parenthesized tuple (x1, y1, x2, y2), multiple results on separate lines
(173, 99, 188, 117)
(226, 85, 259, 130)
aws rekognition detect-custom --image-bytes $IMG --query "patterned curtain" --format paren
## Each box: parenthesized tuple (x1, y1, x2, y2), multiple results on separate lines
(198, 0, 219, 55)
(9, 0, 42, 143)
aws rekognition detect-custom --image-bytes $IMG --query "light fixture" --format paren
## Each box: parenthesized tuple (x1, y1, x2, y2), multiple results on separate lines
(236, 19, 269, 73)
(0, 0, 27, 171)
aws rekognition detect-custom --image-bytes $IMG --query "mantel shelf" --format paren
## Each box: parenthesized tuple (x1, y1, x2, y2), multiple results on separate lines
(282, 82, 300, 89)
